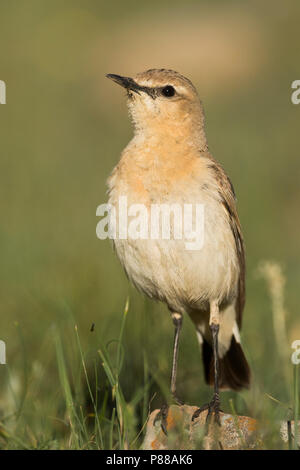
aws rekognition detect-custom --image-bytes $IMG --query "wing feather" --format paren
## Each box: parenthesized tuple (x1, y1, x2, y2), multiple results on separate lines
(207, 158, 246, 328)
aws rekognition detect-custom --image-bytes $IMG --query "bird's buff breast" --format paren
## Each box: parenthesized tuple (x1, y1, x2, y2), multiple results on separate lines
(107, 159, 239, 314)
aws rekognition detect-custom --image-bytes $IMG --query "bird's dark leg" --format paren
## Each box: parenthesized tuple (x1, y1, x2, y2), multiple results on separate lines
(192, 302, 221, 425)
(154, 312, 183, 434)
(170, 312, 183, 403)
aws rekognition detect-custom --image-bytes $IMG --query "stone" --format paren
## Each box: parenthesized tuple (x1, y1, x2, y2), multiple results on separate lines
(280, 420, 300, 447)
(142, 404, 260, 450)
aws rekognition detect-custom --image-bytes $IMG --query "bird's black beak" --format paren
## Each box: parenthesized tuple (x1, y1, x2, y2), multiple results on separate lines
(106, 74, 143, 95)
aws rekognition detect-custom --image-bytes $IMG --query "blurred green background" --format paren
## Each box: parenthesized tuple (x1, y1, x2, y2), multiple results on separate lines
(0, 0, 299, 449)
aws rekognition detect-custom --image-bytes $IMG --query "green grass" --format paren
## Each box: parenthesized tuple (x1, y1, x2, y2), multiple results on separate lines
(0, 292, 299, 449)
(0, 0, 300, 450)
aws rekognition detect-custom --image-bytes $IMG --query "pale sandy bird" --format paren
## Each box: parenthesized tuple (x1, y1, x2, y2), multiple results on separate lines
(106, 69, 250, 427)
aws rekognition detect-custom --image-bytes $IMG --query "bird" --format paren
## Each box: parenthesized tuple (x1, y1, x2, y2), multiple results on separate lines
(106, 69, 250, 428)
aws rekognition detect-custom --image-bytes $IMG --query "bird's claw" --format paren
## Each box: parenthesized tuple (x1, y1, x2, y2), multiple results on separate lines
(153, 403, 169, 435)
(192, 393, 222, 426)
(153, 395, 184, 435)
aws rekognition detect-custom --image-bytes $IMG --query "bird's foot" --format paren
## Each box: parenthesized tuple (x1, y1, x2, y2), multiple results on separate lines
(153, 394, 184, 435)
(192, 393, 222, 426)
(153, 403, 169, 435)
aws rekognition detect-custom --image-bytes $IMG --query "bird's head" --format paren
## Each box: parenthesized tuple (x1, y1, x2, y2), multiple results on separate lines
(107, 69, 207, 146)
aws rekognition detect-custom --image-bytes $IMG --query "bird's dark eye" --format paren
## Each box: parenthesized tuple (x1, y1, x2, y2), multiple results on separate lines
(161, 85, 175, 97)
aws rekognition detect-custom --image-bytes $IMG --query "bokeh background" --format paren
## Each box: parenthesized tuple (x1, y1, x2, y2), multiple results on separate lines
(0, 0, 299, 448)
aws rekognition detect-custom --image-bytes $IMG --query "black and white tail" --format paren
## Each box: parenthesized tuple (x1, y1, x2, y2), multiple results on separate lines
(202, 335, 251, 391)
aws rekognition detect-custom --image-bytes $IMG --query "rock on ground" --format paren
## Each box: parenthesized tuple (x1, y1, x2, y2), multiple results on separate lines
(142, 404, 260, 450)
(142, 404, 300, 450)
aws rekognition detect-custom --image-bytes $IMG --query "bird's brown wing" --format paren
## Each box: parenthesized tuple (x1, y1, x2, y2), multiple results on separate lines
(207, 159, 246, 329)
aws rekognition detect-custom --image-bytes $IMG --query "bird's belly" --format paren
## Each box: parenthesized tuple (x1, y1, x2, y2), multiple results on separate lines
(109, 189, 239, 314)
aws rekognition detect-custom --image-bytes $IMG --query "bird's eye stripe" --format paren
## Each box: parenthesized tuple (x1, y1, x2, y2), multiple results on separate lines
(135, 85, 176, 99)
